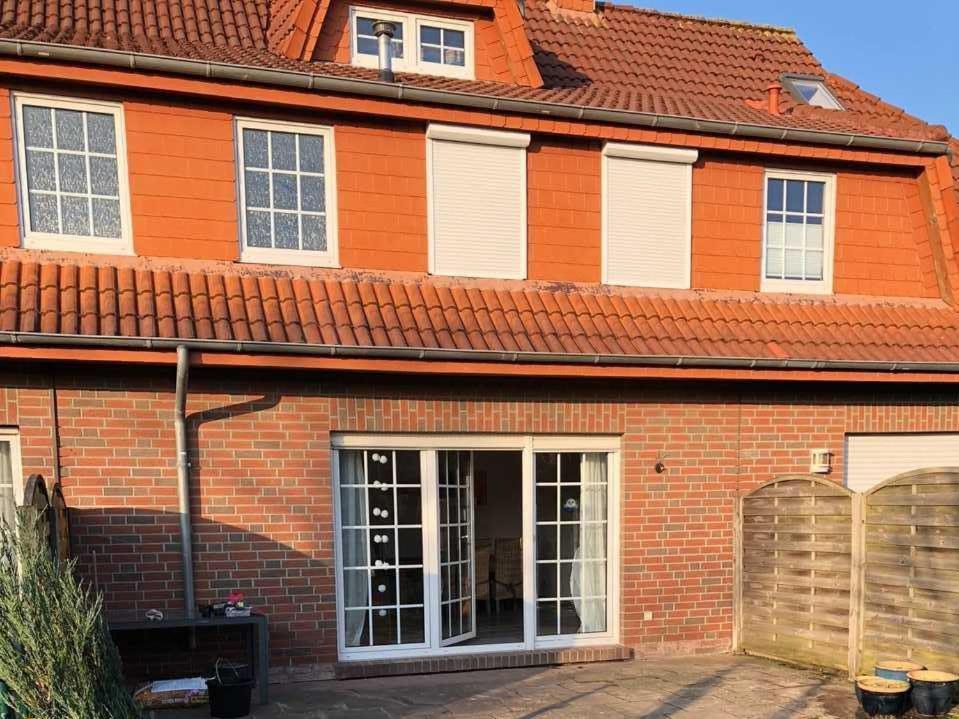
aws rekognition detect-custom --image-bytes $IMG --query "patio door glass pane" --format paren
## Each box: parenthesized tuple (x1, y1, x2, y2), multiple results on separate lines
(535, 452, 608, 637)
(339, 449, 425, 647)
(438, 450, 476, 644)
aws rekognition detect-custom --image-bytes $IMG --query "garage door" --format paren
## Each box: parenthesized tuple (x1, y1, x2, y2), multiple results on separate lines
(845, 433, 959, 492)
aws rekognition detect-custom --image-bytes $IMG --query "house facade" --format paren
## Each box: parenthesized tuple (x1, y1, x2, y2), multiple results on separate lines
(0, 0, 957, 681)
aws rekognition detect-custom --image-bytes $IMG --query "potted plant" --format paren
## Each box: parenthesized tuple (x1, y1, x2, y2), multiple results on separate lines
(855, 675, 911, 718)
(907, 670, 958, 717)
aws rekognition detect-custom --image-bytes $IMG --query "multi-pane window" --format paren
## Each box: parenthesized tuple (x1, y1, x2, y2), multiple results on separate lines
(0, 431, 21, 528)
(419, 25, 465, 67)
(237, 119, 337, 266)
(350, 7, 473, 79)
(14, 95, 129, 250)
(355, 15, 404, 58)
(338, 449, 426, 648)
(535, 452, 609, 637)
(762, 171, 834, 294)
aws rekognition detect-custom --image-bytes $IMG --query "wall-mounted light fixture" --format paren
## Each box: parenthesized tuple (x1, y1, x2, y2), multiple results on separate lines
(809, 449, 833, 474)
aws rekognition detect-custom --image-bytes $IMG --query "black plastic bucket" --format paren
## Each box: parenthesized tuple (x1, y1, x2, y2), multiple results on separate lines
(206, 677, 254, 718)
(908, 670, 958, 717)
(855, 676, 910, 717)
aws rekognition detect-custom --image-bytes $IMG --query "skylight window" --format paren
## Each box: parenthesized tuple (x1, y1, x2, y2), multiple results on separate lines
(782, 76, 843, 110)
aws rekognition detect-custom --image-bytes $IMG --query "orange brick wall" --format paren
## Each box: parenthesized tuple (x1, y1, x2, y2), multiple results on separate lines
(0, 89, 17, 249)
(527, 137, 602, 282)
(0, 85, 946, 295)
(691, 157, 936, 298)
(336, 118, 428, 271)
(125, 101, 239, 260)
(5, 366, 959, 675)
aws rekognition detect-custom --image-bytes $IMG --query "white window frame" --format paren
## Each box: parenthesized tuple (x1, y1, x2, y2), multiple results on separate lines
(12, 93, 133, 255)
(601, 142, 697, 288)
(349, 6, 474, 80)
(0, 428, 24, 519)
(235, 117, 338, 267)
(760, 168, 836, 295)
(331, 433, 621, 661)
(782, 76, 844, 111)
(426, 124, 529, 280)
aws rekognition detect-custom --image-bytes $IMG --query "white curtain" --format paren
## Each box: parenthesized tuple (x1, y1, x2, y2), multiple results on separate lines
(340, 451, 369, 647)
(571, 453, 607, 633)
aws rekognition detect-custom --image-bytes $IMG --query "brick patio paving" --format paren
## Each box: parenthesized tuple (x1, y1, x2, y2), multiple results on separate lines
(154, 653, 876, 718)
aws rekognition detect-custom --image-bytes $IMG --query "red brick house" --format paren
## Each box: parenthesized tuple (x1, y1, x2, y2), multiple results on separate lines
(0, 0, 957, 682)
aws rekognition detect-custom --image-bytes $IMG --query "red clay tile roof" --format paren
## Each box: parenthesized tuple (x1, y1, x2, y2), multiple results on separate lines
(3, 255, 959, 366)
(0, 0, 950, 144)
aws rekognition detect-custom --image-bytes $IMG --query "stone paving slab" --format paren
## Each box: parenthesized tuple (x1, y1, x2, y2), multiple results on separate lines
(149, 654, 872, 718)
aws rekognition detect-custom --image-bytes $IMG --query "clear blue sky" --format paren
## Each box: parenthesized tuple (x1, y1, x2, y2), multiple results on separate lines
(627, 1, 958, 134)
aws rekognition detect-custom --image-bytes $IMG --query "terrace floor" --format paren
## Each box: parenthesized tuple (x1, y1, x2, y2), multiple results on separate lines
(152, 653, 881, 718)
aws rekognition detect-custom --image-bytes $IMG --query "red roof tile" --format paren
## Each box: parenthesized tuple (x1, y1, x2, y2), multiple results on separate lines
(4, 254, 959, 366)
(0, 0, 949, 144)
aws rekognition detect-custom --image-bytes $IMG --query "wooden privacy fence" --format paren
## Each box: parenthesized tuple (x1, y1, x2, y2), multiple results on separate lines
(735, 468, 959, 677)
(861, 468, 959, 675)
(735, 475, 855, 672)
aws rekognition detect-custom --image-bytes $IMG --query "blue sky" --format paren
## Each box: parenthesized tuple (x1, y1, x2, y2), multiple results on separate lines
(627, 1, 958, 134)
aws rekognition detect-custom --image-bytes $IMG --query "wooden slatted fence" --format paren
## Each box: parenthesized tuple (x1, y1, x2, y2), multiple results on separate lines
(737, 475, 854, 672)
(860, 468, 959, 675)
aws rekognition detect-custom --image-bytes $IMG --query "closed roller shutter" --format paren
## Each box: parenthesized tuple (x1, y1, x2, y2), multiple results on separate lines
(428, 125, 528, 279)
(603, 143, 697, 288)
(845, 433, 959, 492)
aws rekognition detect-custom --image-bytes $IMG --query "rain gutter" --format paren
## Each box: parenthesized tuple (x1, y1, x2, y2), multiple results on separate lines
(2, 331, 957, 375)
(0, 39, 949, 156)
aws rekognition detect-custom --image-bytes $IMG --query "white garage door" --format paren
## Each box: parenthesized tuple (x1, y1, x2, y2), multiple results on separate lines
(845, 433, 959, 492)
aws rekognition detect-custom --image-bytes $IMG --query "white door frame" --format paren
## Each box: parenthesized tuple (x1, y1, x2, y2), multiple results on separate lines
(332, 433, 622, 661)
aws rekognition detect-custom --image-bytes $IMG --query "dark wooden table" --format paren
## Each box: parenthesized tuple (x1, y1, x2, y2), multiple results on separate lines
(108, 612, 269, 705)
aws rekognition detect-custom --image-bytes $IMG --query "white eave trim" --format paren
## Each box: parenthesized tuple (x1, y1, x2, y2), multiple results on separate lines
(602, 142, 699, 164)
(427, 123, 530, 148)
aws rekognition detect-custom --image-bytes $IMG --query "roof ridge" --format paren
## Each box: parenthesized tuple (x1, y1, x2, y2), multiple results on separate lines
(597, 2, 797, 35)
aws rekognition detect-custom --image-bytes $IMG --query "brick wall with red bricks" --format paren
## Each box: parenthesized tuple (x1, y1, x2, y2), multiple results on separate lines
(2, 364, 958, 677)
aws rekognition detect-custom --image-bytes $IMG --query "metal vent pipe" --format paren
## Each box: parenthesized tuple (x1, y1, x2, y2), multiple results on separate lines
(373, 20, 397, 82)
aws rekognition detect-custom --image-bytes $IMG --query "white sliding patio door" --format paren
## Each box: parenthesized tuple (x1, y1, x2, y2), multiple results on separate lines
(333, 436, 620, 661)
(438, 451, 476, 645)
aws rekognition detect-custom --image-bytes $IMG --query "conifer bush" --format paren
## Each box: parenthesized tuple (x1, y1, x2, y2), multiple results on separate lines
(0, 510, 140, 718)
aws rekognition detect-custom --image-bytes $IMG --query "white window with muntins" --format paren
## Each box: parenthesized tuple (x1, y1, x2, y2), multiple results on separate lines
(762, 169, 835, 294)
(350, 7, 474, 79)
(845, 433, 959, 493)
(13, 94, 132, 254)
(0, 429, 23, 527)
(236, 118, 338, 267)
(427, 124, 529, 280)
(602, 143, 698, 288)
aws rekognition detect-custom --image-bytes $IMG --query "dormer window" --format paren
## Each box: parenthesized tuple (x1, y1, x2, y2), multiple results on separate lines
(782, 75, 843, 110)
(350, 6, 473, 79)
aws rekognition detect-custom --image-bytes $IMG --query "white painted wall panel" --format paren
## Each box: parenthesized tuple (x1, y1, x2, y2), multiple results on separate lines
(429, 138, 525, 279)
(603, 156, 691, 288)
(845, 433, 959, 492)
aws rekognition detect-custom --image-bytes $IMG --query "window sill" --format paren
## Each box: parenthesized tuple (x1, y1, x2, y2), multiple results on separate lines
(23, 234, 134, 256)
(240, 247, 340, 268)
(760, 278, 833, 295)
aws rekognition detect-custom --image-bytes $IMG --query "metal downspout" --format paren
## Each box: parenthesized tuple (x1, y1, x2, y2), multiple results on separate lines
(174, 344, 196, 620)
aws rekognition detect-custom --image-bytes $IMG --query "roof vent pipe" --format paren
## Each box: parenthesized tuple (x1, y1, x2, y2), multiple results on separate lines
(373, 20, 397, 83)
(767, 82, 782, 115)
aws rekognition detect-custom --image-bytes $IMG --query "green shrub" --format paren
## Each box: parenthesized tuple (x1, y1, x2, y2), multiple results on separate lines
(0, 510, 140, 718)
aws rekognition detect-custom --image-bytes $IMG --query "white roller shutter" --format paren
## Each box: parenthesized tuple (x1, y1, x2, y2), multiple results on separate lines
(845, 433, 959, 492)
(602, 143, 697, 288)
(427, 124, 528, 279)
